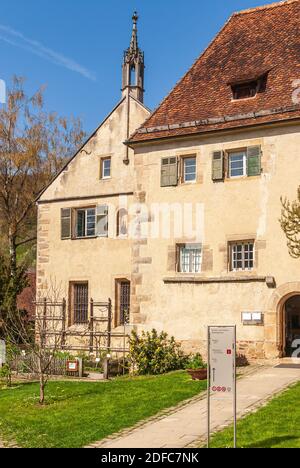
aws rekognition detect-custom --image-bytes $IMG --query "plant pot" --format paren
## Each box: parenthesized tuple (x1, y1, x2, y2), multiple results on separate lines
(187, 368, 207, 381)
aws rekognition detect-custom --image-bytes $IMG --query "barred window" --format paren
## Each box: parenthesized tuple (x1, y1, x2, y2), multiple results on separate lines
(230, 242, 254, 271)
(178, 244, 202, 273)
(71, 282, 88, 324)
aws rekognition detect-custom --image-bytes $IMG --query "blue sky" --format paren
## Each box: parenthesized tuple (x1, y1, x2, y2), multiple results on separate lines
(0, 0, 277, 133)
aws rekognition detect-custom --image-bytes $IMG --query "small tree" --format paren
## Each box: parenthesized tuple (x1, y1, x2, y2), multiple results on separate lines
(3, 283, 65, 404)
(280, 188, 300, 258)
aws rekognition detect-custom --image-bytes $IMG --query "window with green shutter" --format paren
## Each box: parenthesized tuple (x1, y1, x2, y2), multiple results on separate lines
(61, 209, 71, 240)
(161, 157, 178, 187)
(247, 146, 261, 177)
(212, 151, 224, 181)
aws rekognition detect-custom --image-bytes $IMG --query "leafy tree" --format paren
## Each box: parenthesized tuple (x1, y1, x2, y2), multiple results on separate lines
(280, 188, 300, 258)
(0, 76, 85, 316)
(0, 254, 28, 338)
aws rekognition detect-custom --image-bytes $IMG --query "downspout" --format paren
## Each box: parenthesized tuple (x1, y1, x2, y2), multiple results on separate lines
(123, 88, 131, 165)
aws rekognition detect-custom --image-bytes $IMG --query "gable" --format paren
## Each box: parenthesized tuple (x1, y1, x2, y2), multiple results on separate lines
(38, 96, 150, 202)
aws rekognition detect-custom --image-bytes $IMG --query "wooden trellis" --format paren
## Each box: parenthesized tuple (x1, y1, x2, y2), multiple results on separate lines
(34, 298, 130, 355)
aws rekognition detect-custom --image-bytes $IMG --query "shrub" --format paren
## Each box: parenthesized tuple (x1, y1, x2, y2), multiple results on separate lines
(0, 364, 12, 386)
(129, 329, 189, 375)
(185, 353, 206, 370)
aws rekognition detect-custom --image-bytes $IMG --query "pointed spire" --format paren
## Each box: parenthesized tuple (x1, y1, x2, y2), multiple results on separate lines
(122, 11, 145, 103)
(130, 11, 139, 54)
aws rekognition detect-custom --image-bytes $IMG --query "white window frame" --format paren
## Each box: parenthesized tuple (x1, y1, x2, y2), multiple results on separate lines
(229, 150, 247, 179)
(230, 241, 254, 272)
(75, 207, 96, 239)
(182, 156, 197, 183)
(178, 244, 202, 274)
(101, 158, 111, 180)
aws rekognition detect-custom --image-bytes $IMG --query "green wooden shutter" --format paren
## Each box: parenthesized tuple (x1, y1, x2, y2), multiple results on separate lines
(61, 208, 71, 239)
(212, 151, 224, 181)
(247, 146, 261, 176)
(161, 157, 178, 187)
(96, 205, 109, 237)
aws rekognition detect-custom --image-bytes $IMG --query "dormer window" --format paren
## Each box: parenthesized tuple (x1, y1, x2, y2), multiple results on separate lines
(232, 80, 258, 100)
(229, 71, 269, 101)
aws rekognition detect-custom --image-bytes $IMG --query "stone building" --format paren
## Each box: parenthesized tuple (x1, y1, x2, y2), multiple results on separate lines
(37, 1, 300, 360)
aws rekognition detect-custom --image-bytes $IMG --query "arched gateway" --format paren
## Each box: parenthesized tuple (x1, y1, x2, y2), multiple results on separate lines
(266, 283, 300, 358)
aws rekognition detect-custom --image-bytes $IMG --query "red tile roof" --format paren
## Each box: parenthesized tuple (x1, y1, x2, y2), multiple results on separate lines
(129, 0, 300, 144)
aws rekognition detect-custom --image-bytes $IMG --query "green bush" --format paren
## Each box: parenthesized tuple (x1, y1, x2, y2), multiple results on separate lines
(129, 329, 189, 375)
(185, 353, 206, 370)
(0, 364, 12, 386)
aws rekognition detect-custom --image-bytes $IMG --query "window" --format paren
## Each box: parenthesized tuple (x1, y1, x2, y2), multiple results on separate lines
(130, 65, 136, 86)
(116, 280, 130, 327)
(229, 151, 247, 178)
(230, 242, 254, 271)
(161, 157, 178, 187)
(232, 81, 258, 100)
(70, 282, 88, 324)
(101, 158, 111, 179)
(60, 205, 109, 240)
(183, 157, 196, 183)
(76, 208, 96, 238)
(228, 146, 261, 179)
(178, 244, 202, 273)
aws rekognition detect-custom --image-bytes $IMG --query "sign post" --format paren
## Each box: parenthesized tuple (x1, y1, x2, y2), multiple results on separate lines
(207, 326, 237, 448)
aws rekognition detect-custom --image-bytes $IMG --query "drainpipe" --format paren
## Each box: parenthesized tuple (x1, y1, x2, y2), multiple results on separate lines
(123, 88, 130, 165)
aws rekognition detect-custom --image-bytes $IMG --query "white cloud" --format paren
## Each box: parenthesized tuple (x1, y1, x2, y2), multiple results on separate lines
(0, 24, 96, 81)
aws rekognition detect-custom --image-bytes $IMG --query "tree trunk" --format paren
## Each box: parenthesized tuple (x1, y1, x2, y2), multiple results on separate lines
(8, 231, 17, 276)
(39, 373, 46, 405)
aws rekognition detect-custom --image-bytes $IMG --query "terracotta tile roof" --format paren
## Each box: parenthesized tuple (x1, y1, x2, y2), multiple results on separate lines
(129, 0, 300, 144)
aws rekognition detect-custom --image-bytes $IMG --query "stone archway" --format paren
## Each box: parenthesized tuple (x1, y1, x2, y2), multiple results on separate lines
(265, 282, 300, 359)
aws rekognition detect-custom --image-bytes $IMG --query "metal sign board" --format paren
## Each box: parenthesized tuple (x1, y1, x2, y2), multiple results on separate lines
(207, 326, 237, 448)
(0, 340, 6, 366)
(209, 326, 235, 395)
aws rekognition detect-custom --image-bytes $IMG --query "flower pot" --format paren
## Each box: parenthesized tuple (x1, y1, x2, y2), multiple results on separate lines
(187, 368, 207, 381)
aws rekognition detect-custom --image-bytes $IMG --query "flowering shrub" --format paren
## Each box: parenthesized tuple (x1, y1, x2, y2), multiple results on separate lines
(129, 329, 189, 375)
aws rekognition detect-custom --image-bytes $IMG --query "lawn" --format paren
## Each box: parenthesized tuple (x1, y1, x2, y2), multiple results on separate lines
(0, 371, 206, 448)
(210, 382, 300, 448)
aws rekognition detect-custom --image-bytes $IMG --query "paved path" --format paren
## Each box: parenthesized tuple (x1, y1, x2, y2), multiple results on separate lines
(89, 365, 300, 448)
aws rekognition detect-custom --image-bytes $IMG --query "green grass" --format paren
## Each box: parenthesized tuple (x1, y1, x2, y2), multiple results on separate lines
(0, 371, 206, 448)
(210, 382, 300, 448)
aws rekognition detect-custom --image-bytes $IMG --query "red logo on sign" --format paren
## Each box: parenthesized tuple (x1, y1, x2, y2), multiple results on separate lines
(217, 387, 222, 392)
(227, 349, 232, 355)
(212, 386, 217, 392)
(222, 387, 226, 392)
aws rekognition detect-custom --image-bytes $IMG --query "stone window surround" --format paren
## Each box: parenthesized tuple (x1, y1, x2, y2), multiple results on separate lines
(99, 154, 113, 180)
